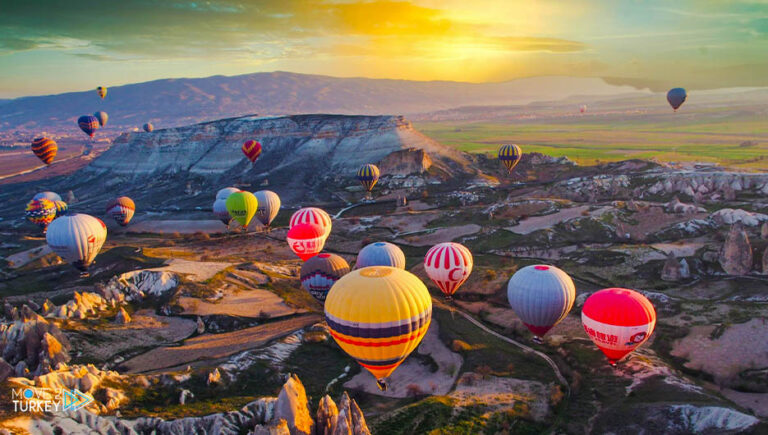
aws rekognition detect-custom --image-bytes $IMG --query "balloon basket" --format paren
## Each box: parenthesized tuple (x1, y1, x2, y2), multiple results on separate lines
(376, 379, 388, 391)
(79, 272, 90, 278)
(531, 336, 543, 345)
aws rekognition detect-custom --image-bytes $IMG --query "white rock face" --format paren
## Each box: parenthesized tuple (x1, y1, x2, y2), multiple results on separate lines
(668, 405, 759, 432)
(105, 270, 179, 300)
(710, 208, 768, 227)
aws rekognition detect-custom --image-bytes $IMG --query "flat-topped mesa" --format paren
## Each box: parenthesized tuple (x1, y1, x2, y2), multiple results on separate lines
(86, 114, 471, 180)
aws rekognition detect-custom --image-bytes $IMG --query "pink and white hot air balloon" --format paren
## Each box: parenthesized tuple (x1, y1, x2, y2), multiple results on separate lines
(289, 207, 332, 240)
(424, 242, 473, 299)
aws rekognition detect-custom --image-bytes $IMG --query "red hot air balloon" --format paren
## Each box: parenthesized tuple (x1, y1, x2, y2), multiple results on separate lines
(286, 223, 326, 261)
(581, 288, 656, 366)
(424, 242, 473, 299)
(242, 140, 262, 163)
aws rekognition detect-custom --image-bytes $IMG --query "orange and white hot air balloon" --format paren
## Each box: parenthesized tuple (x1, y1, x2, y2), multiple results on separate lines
(581, 288, 656, 366)
(106, 196, 136, 226)
(424, 242, 473, 299)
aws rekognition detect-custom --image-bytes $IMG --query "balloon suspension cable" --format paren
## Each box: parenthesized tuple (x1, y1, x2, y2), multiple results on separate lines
(376, 379, 388, 391)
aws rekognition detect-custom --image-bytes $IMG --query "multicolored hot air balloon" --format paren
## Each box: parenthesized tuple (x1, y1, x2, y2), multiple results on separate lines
(300, 253, 350, 303)
(290, 207, 332, 240)
(667, 88, 687, 111)
(213, 187, 239, 225)
(25, 199, 57, 233)
(355, 242, 405, 270)
(356, 164, 380, 193)
(225, 191, 258, 228)
(507, 265, 576, 343)
(242, 140, 262, 163)
(96, 86, 107, 99)
(78, 115, 100, 137)
(325, 266, 432, 390)
(143, 123, 154, 133)
(424, 242, 473, 299)
(94, 111, 108, 127)
(46, 213, 107, 276)
(287, 223, 325, 261)
(52, 200, 68, 219)
(581, 288, 656, 366)
(31, 137, 57, 165)
(254, 190, 280, 228)
(33, 191, 62, 202)
(106, 196, 135, 226)
(498, 144, 522, 173)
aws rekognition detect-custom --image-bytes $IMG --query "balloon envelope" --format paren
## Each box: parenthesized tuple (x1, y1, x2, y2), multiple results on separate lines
(52, 200, 68, 219)
(143, 123, 154, 132)
(325, 266, 432, 389)
(225, 191, 258, 228)
(254, 190, 280, 227)
(356, 164, 380, 192)
(216, 187, 240, 201)
(78, 115, 100, 137)
(355, 242, 405, 269)
(106, 196, 135, 226)
(581, 288, 656, 364)
(289, 207, 332, 240)
(242, 140, 262, 163)
(25, 199, 57, 232)
(31, 137, 57, 165)
(97, 86, 107, 99)
(498, 144, 522, 173)
(94, 111, 108, 127)
(33, 191, 62, 202)
(507, 265, 576, 338)
(287, 223, 326, 261)
(46, 214, 107, 273)
(667, 88, 687, 111)
(300, 253, 350, 302)
(424, 242, 473, 297)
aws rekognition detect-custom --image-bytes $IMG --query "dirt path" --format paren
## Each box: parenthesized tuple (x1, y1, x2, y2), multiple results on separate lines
(433, 298, 570, 396)
(121, 313, 320, 373)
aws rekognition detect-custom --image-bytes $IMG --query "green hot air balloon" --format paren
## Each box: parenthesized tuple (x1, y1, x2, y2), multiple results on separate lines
(225, 191, 258, 228)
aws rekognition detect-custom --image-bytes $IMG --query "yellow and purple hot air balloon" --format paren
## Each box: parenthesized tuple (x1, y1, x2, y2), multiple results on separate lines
(507, 265, 576, 343)
(25, 199, 57, 233)
(356, 164, 380, 193)
(96, 86, 107, 99)
(498, 144, 522, 173)
(325, 266, 432, 390)
(78, 115, 100, 137)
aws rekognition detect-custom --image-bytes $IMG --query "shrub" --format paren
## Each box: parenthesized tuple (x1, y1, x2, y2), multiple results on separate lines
(483, 269, 497, 281)
(451, 339, 472, 352)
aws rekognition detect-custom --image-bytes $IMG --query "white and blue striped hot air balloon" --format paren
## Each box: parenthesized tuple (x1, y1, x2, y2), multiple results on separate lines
(354, 242, 406, 270)
(507, 265, 576, 343)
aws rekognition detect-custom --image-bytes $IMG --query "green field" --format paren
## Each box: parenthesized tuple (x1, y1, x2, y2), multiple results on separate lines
(415, 116, 768, 170)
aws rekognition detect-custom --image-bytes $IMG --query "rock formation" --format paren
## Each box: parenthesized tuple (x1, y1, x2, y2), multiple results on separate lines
(665, 196, 704, 214)
(115, 307, 132, 324)
(377, 148, 432, 175)
(104, 270, 179, 301)
(761, 222, 768, 239)
(710, 208, 768, 227)
(0, 311, 71, 377)
(273, 375, 314, 435)
(661, 255, 690, 281)
(719, 224, 753, 275)
(763, 246, 768, 275)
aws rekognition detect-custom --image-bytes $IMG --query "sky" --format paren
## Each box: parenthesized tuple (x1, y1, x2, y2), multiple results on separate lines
(1, 0, 768, 97)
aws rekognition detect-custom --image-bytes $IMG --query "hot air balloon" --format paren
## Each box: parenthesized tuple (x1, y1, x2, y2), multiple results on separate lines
(242, 140, 262, 163)
(356, 164, 380, 193)
(424, 242, 473, 299)
(31, 137, 57, 165)
(225, 191, 258, 228)
(289, 207, 332, 240)
(52, 200, 68, 219)
(106, 196, 135, 226)
(94, 111, 108, 127)
(96, 86, 107, 99)
(581, 288, 656, 366)
(325, 266, 432, 390)
(78, 115, 100, 137)
(498, 144, 522, 173)
(25, 199, 57, 233)
(667, 88, 687, 111)
(355, 242, 405, 270)
(507, 265, 576, 343)
(254, 190, 280, 229)
(143, 123, 154, 133)
(33, 191, 62, 202)
(46, 213, 107, 276)
(579, 105, 587, 114)
(216, 187, 240, 201)
(286, 223, 325, 261)
(300, 253, 350, 302)
(212, 187, 240, 223)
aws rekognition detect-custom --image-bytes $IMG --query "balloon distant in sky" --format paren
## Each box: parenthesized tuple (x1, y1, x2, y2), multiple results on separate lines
(78, 115, 100, 137)
(498, 144, 522, 173)
(242, 140, 262, 163)
(667, 88, 687, 111)
(356, 164, 380, 192)
(325, 266, 432, 391)
(31, 137, 57, 165)
(106, 196, 136, 226)
(94, 111, 108, 127)
(143, 123, 154, 132)
(579, 105, 587, 114)
(581, 288, 656, 366)
(96, 86, 107, 99)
